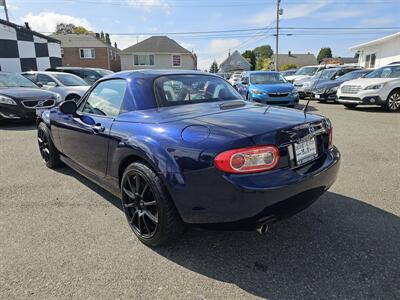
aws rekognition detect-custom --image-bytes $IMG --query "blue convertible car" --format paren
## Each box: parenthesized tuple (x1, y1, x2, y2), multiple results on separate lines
(236, 71, 299, 107)
(36, 70, 340, 246)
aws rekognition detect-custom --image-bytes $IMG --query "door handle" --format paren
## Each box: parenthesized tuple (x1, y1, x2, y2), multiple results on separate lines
(92, 123, 105, 134)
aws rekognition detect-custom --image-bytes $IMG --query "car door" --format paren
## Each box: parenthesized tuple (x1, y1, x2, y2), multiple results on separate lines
(57, 79, 127, 177)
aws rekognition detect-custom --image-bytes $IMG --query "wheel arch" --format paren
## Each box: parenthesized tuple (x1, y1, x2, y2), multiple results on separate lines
(387, 87, 400, 98)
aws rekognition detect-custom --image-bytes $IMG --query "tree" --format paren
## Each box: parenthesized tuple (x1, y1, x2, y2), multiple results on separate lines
(56, 23, 76, 34)
(255, 58, 271, 71)
(253, 45, 273, 60)
(73, 26, 90, 34)
(242, 50, 256, 71)
(209, 61, 219, 73)
(317, 47, 333, 63)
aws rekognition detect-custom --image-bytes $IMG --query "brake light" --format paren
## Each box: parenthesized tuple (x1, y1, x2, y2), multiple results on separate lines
(214, 145, 280, 174)
(328, 127, 333, 147)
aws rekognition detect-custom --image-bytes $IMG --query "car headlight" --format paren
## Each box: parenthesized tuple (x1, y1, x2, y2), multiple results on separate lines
(291, 90, 299, 96)
(0, 95, 17, 105)
(327, 86, 338, 93)
(252, 89, 265, 95)
(55, 93, 62, 103)
(364, 84, 384, 90)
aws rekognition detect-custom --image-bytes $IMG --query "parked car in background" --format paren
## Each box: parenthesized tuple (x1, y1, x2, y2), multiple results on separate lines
(313, 69, 371, 102)
(46, 67, 114, 85)
(36, 70, 340, 246)
(228, 73, 242, 86)
(337, 64, 400, 111)
(237, 71, 299, 107)
(294, 67, 361, 99)
(0, 72, 61, 121)
(281, 69, 298, 78)
(285, 65, 324, 83)
(22, 71, 90, 102)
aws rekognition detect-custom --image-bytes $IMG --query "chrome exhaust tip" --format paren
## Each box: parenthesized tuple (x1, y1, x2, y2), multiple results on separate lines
(256, 224, 269, 235)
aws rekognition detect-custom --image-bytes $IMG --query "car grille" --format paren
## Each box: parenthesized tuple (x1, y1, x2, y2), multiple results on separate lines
(268, 92, 289, 97)
(21, 98, 56, 109)
(341, 85, 361, 94)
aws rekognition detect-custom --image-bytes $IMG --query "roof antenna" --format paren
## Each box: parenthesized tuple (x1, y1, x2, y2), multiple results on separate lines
(303, 61, 326, 117)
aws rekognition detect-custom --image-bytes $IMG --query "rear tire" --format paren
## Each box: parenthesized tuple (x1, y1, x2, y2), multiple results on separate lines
(37, 122, 61, 169)
(121, 162, 185, 247)
(344, 104, 358, 109)
(385, 90, 400, 112)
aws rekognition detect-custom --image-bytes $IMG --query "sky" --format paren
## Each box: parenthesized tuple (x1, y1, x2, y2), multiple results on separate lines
(2, 0, 400, 70)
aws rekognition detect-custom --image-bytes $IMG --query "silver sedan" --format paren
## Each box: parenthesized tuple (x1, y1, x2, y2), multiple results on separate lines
(21, 71, 90, 102)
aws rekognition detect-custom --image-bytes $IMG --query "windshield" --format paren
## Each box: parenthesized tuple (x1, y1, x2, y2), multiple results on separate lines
(365, 66, 400, 78)
(0, 73, 37, 88)
(94, 69, 114, 76)
(53, 74, 89, 86)
(295, 67, 319, 76)
(336, 70, 366, 81)
(250, 73, 286, 84)
(315, 69, 337, 80)
(155, 75, 241, 107)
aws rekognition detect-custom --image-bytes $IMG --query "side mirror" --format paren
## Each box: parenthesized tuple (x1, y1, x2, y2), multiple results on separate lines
(59, 100, 78, 115)
(241, 78, 249, 85)
(46, 82, 57, 87)
(36, 82, 43, 87)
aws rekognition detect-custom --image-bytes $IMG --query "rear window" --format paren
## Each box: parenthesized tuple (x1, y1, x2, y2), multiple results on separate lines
(154, 75, 241, 107)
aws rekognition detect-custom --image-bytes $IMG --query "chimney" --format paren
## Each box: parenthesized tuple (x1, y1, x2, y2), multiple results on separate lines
(95, 33, 100, 39)
(114, 42, 118, 49)
(288, 51, 291, 56)
(105, 33, 111, 45)
(24, 22, 31, 30)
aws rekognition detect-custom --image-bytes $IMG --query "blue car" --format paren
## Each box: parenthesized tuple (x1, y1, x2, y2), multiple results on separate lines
(36, 70, 340, 246)
(237, 71, 299, 107)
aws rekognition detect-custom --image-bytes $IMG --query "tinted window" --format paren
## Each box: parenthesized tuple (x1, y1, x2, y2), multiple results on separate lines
(365, 66, 400, 78)
(154, 75, 241, 107)
(22, 73, 36, 82)
(37, 74, 54, 85)
(53, 74, 88, 86)
(80, 79, 127, 117)
(295, 67, 319, 76)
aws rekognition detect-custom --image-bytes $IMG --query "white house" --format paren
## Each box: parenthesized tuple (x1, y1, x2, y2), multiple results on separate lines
(349, 32, 400, 68)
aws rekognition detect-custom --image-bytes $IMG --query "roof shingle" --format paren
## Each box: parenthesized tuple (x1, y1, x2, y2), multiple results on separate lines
(120, 36, 191, 54)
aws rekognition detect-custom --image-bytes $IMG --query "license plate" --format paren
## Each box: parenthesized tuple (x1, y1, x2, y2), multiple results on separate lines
(294, 137, 318, 165)
(315, 94, 320, 99)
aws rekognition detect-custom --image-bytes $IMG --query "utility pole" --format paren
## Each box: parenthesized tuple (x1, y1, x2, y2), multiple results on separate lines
(1, 0, 10, 22)
(275, 0, 281, 71)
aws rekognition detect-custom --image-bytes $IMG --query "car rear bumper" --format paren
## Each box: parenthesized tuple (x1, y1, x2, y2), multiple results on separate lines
(170, 146, 340, 227)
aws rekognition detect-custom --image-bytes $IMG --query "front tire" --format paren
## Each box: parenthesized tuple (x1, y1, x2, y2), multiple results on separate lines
(385, 90, 400, 112)
(37, 122, 61, 169)
(344, 104, 358, 109)
(121, 162, 185, 247)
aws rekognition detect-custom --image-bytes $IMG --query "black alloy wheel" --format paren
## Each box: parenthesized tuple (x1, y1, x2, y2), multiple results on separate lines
(121, 162, 185, 246)
(122, 170, 159, 238)
(37, 122, 61, 168)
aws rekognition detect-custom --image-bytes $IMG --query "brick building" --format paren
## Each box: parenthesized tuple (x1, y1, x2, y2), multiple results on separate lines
(49, 33, 121, 71)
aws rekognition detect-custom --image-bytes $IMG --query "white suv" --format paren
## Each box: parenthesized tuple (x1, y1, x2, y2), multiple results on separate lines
(337, 64, 400, 112)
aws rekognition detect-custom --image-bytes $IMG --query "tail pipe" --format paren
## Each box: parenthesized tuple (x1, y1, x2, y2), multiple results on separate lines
(256, 223, 269, 235)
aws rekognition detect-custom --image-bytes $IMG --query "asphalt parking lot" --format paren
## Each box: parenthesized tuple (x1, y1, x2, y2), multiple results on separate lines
(1, 101, 399, 299)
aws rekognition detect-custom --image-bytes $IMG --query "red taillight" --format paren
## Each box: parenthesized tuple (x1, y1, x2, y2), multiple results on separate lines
(214, 145, 280, 174)
(328, 127, 333, 147)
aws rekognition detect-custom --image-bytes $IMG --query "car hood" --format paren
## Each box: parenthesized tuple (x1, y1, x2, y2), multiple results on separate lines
(117, 101, 322, 137)
(0, 88, 57, 99)
(286, 75, 311, 81)
(250, 83, 294, 93)
(340, 77, 399, 88)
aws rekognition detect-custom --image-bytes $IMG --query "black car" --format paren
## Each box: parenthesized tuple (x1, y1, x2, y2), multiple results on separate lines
(0, 73, 61, 121)
(313, 69, 371, 102)
(46, 67, 114, 85)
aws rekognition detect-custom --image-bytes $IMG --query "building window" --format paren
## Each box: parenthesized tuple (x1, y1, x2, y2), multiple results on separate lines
(80, 48, 95, 59)
(370, 53, 376, 68)
(365, 55, 370, 68)
(172, 55, 181, 67)
(134, 54, 154, 66)
(61, 48, 64, 58)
